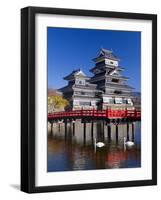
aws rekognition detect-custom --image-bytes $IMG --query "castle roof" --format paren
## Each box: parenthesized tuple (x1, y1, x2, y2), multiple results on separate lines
(93, 48, 120, 61)
(64, 69, 90, 80)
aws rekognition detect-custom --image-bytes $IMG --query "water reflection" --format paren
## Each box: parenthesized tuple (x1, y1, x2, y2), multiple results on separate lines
(48, 120, 141, 172)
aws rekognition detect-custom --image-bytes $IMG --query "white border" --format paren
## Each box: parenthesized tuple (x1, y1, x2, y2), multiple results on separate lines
(35, 14, 152, 186)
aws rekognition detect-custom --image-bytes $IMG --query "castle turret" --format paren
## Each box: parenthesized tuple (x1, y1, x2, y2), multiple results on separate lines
(59, 69, 101, 110)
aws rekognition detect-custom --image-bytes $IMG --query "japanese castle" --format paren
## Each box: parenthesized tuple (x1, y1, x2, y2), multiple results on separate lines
(59, 48, 135, 110)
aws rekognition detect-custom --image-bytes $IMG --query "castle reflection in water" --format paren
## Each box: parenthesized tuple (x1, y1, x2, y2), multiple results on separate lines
(47, 120, 141, 172)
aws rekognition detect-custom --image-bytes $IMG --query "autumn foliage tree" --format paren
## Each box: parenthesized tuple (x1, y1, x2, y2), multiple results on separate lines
(48, 95, 69, 112)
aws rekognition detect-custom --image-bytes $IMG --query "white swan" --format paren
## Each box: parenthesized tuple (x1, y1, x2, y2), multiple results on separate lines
(124, 137, 134, 146)
(94, 138, 105, 148)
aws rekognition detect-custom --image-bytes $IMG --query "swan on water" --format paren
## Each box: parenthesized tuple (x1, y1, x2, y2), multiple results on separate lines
(124, 137, 134, 146)
(94, 138, 105, 148)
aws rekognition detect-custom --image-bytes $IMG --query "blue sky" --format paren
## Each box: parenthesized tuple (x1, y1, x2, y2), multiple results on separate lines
(47, 27, 141, 92)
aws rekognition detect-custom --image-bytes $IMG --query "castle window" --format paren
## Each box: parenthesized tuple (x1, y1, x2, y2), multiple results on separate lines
(112, 78, 119, 83)
(76, 79, 85, 85)
(114, 90, 122, 94)
(115, 98, 123, 104)
(122, 99, 127, 104)
(79, 102, 90, 106)
(81, 91, 85, 95)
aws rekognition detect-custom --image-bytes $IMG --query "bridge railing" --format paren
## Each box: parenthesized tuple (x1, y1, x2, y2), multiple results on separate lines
(48, 109, 141, 119)
(107, 109, 127, 118)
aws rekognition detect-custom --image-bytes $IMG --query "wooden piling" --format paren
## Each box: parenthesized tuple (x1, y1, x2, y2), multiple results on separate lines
(127, 123, 129, 141)
(50, 121, 53, 136)
(132, 123, 135, 141)
(83, 121, 86, 145)
(102, 120, 105, 141)
(107, 125, 111, 141)
(64, 120, 67, 139)
(58, 122, 60, 132)
(91, 120, 94, 138)
(116, 124, 119, 143)
(72, 122, 75, 136)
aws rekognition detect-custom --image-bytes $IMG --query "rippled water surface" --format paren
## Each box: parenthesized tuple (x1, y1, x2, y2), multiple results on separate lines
(48, 121, 141, 172)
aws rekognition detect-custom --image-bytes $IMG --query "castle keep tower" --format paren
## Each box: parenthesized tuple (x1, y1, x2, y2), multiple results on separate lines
(89, 49, 134, 110)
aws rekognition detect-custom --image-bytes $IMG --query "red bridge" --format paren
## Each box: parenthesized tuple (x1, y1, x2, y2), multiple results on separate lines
(48, 109, 141, 121)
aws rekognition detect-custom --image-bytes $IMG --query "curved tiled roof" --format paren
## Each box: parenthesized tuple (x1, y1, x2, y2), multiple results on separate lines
(64, 69, 89, 80)
(93, 48, 120, 61)
(100, 48, 119, 60)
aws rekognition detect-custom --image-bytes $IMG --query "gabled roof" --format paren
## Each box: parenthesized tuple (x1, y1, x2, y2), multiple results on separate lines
(93, 48, 120, 61)
(64, 69, 89, 80)
(58, 85, 73, 93)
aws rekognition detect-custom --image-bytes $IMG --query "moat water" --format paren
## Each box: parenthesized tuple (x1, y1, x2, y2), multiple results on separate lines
(47, 120, 141, 172)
